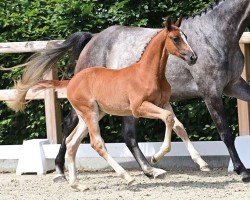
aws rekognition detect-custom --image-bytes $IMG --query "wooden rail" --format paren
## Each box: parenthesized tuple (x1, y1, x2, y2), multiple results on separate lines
(0, 33, 250, 143)
(0, 40, 62, 53)
(238, 33, 250, 136)
(0, 40, 65, 144)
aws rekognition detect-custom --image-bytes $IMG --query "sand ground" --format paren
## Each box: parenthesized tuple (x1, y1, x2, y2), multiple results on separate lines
(0, 168, 249, 200)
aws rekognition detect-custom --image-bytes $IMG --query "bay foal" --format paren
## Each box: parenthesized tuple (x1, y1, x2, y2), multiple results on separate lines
(37, 18, 197, 190)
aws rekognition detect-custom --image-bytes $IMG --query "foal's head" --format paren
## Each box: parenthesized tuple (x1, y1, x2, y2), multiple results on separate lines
(164, 17, 197, 65)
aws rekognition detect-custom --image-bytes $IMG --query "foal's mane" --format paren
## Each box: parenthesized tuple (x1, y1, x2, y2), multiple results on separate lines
(187, 0, 227, 19)
(136, 0, 227, 63)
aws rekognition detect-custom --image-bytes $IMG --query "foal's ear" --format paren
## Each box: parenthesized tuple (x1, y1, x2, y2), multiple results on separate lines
(164, 17, 172, 31)
(175, 17, 183, 27)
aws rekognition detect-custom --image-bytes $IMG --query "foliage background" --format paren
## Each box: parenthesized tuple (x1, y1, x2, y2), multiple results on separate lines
(0, 0, 239, 144)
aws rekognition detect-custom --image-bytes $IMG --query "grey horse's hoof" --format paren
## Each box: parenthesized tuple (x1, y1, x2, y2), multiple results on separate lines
(241, 170, 250, 183)
(53, 175, 67, 183)
(144, 168, 167, 179)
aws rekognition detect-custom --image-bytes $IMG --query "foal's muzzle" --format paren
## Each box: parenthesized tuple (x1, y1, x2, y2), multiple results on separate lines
(181, 51, 198, 66)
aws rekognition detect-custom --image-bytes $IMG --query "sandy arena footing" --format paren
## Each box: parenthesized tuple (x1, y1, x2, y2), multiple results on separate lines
(0, 168, 249, 200)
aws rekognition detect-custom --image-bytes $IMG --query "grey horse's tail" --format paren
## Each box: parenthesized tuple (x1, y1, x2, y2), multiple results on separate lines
(6, 32, 93, 112)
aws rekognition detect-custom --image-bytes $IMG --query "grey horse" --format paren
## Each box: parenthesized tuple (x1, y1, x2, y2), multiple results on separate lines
(8, 0, 250, 182)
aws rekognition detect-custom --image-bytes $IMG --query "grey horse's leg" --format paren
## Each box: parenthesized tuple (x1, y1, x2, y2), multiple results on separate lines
(224, 77, 250, 101)
(204, 95, 250, 182)
(121, 116, 167, 179)
(54, 109, 79, 182)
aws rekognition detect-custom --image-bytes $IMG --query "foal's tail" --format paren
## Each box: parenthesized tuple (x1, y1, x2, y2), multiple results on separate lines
(6, 32, 93, 112)
(33, 80, 70, 91)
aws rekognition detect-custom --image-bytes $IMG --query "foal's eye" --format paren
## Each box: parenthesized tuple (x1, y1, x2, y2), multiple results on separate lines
(172, 37, 180, 43)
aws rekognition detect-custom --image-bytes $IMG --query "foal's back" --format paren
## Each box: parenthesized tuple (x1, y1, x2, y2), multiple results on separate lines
(67, 66, 138, 116)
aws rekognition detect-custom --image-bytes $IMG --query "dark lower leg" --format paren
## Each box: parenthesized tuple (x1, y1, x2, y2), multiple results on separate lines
(121, 116, 166, 178)
(205, 97, 250, 182)
(122, 117, 151, 173)
(54, 109, 79, 180)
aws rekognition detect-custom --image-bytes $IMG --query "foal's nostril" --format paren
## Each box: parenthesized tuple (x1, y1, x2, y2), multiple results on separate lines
(187, 53, 197, 65)
(190, 55, 197, 61)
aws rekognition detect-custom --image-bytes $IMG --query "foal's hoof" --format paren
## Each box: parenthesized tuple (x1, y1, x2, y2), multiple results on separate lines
(241, 170, 250, 183)
(200, 165, 211, 172)
(122, 172, 135, 185)
(121, 172, 135, 185)
(127, 177, 135, 185)
(151, 156, 158, 165)
(53, 174, 67, 183)
(71, 184, 90, 192)
(123, 173, 135, 185)
(151, 168, 167, 179)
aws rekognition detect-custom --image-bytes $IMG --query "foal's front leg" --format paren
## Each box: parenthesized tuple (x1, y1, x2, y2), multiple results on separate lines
(172, 115, 210, 171)
(153, 104, 210, 171)
(132, 101, 175, 164)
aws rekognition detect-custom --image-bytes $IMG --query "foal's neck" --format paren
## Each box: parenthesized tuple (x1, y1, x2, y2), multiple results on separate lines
(138, 30, 168, 79)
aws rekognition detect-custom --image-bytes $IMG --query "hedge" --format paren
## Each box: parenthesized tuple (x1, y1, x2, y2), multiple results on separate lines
(0, 0, 239, 144)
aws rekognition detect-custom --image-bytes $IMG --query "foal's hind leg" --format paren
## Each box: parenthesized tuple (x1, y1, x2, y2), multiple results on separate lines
(84, 109, 134, 184)
(66, 118, 89, 191)
(122, 116, 167, 179)
(66, 111, 106, 191)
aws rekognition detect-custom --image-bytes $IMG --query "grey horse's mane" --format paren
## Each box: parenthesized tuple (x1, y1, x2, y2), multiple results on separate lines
(188, 0, 227, 19)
